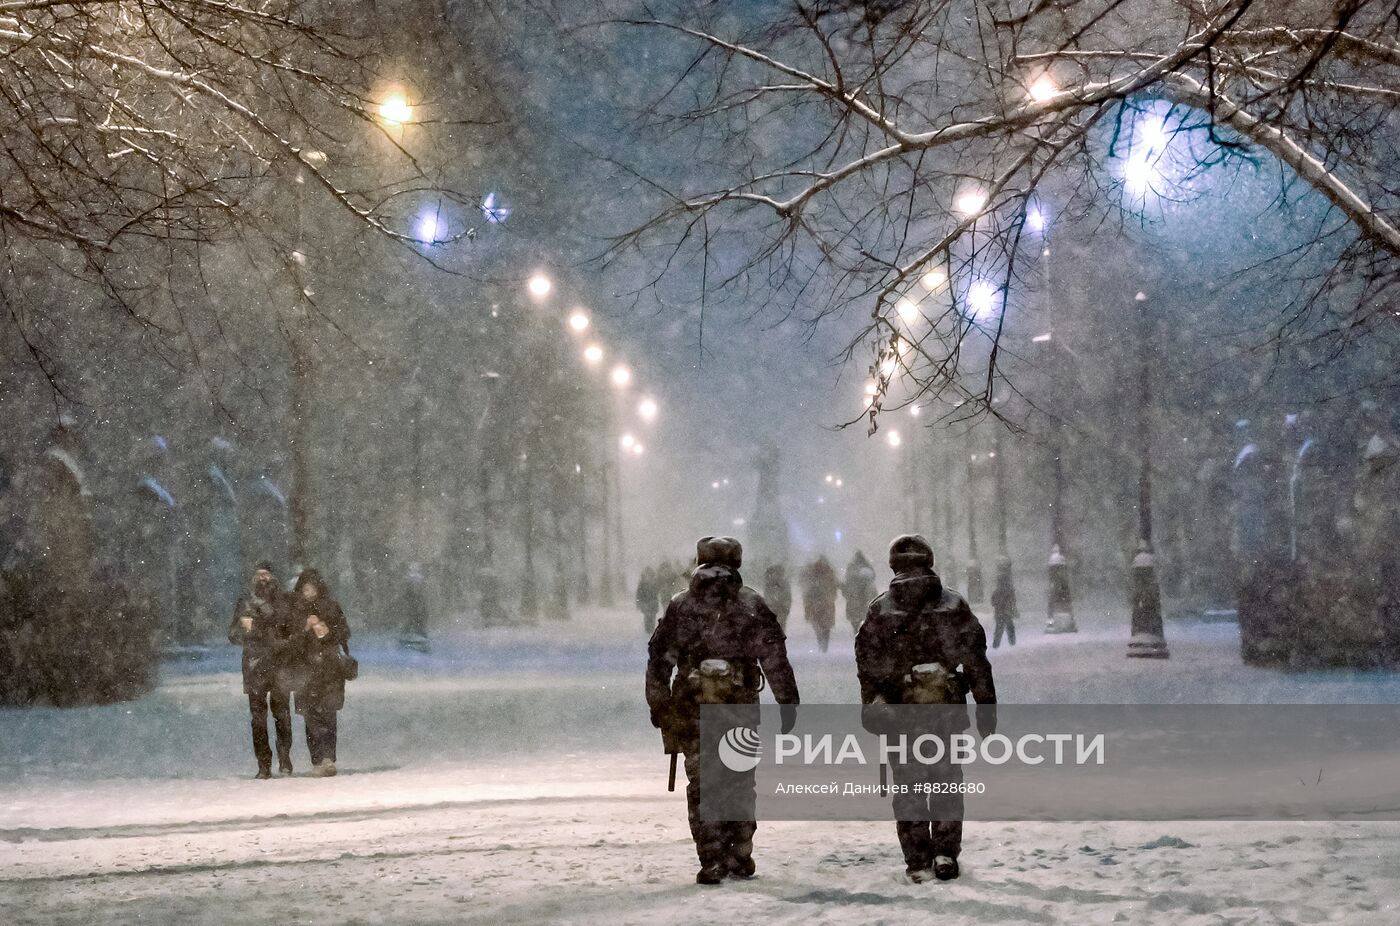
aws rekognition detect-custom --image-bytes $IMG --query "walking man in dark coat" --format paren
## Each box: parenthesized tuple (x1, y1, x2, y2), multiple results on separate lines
(855, 535, 997, 882)
(646, 536, 800, 885)
(635, 566, 661, 634)
(762, 562, 793, 630)
(843, 550, 878, 631)
(228, 561, 297, 778)
(800, 555, 840, 651)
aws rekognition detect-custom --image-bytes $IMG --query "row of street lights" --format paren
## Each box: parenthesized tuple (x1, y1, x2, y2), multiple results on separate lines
(528, 271, 659, 607)
(865, 107, 1170, 654)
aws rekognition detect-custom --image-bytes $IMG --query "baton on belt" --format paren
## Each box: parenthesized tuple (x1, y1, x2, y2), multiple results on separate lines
(668, 752, 679, 792)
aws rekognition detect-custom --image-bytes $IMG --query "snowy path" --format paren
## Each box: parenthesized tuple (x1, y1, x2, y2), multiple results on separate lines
(4, 605, 1400, 923)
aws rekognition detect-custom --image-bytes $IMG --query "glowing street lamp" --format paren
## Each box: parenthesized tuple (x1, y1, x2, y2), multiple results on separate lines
(1124, 155, 1156, 195)
(955, 188, 988, 217)
(921, 267, 947, 291)
(887, 429, 903, 448)
(638, 397, 658, 421)
(1026, 204, 1046, 233)
(1028, 74, 1058, 103)
(378, 94, 413, 125)
(413, 210, 443, 244)
(610, 364, 632, 389)
(896, 297, 920, 324)
(582, 344, 604, 366)
(527, 273, 552, 300)
(620, 433, 636, 450)
(568, 310, 590, 333)
(967, 280, 999, 319)
(825, 474, 834, 484)
(631, 443, 645, 456)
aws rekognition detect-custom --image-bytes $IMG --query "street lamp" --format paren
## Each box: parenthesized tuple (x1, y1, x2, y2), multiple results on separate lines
(638, 397, 658, 421)
(378, 93, 413, 125)
(527, 273, 553, 300)
(582, 344, 604, 366)
(1028, 74, 1058, 103)
(965, 448, 985, 602)
(955, 188, 988, 217)
(991, 419, 1020, 648)
(1128, 291, 1169, 659)
(568, 310, 590, 333)
(967, 280, 999, 320)
(611, 364, 632, 389)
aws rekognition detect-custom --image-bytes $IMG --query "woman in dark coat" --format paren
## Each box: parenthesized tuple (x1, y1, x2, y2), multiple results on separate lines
(290, 569, 350, 777)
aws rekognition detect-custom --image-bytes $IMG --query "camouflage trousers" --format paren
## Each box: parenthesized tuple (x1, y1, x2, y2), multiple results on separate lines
(683, 752, 757, 867)
(889, 759, 964, 866)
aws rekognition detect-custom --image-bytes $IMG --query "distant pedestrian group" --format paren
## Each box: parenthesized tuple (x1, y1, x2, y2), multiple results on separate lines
(228, 561, 354, 779)
(636, 549, 895, 655)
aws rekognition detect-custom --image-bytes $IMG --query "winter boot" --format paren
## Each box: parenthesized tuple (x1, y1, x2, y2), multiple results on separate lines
(726, 854, 756, 879)
(277, 747, 294, 776)
(254, 766, 272, 780)
(695, 864, 725, 885)
(906, 865, 936, 884)
(933, 855, 959, 881)
(318, 761, 337, 778)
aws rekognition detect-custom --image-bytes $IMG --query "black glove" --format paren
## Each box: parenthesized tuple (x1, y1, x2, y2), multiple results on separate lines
(780, 703, 798, 735)
(649, 701, 670, 730)
(976, 703, 998, 739)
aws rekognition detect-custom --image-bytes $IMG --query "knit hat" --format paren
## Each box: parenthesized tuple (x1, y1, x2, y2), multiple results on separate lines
(696, 536, 743, 570)
(888, 534, 934, 572)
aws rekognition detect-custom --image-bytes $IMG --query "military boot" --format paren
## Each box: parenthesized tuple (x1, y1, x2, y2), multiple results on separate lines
(695, 863, 725, 885)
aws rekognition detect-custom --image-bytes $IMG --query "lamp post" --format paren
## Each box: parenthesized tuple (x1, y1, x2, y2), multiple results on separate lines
(1031, 209, 1077, 634)
(965, 444, 985, 603)
(1127, 290, 1169, 658)
(991, 423, 1019, 646)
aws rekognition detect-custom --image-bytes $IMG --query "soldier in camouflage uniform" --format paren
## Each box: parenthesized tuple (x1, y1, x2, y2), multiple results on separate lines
(855, 534, 996, 883)
(646, 536, 800, 884)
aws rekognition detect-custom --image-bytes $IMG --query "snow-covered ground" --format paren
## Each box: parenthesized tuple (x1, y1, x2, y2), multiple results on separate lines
(4, 602, 1400, 924)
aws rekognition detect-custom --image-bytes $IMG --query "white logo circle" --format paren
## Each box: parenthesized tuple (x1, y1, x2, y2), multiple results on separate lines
(717, 726, 762, 772)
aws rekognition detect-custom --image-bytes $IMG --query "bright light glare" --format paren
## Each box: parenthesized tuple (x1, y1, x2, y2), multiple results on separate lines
(413, 212, 442, 244)
(1140, 116, 1171, 153)
(825, 474, 834, 484)
(568, 310, 590, 333)
(896, 298, 920, 324)
(582, 344, 604, 366)
(611, 364, 632, 388)
(633, 443, 645, 456)
(1028, 75, 1058, 102)
(620, 433, 636, 449)
(887, 430, 903, 448)
(1125, 155, 1156, 194)
(527, 274, 552, 299)
(1032, 332, 1053, 343)
(378, 95, 413, 125)
(864, 380, 879, 396)
(967, 281, 998, 318)
(1026, 205, 1046, 233)
(880, 354, 898, 377)
(955, 189, 988, 216)
(910, 405, 921, 417)
(638, 397, 658, 421)
(921, 268, 947, 291)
